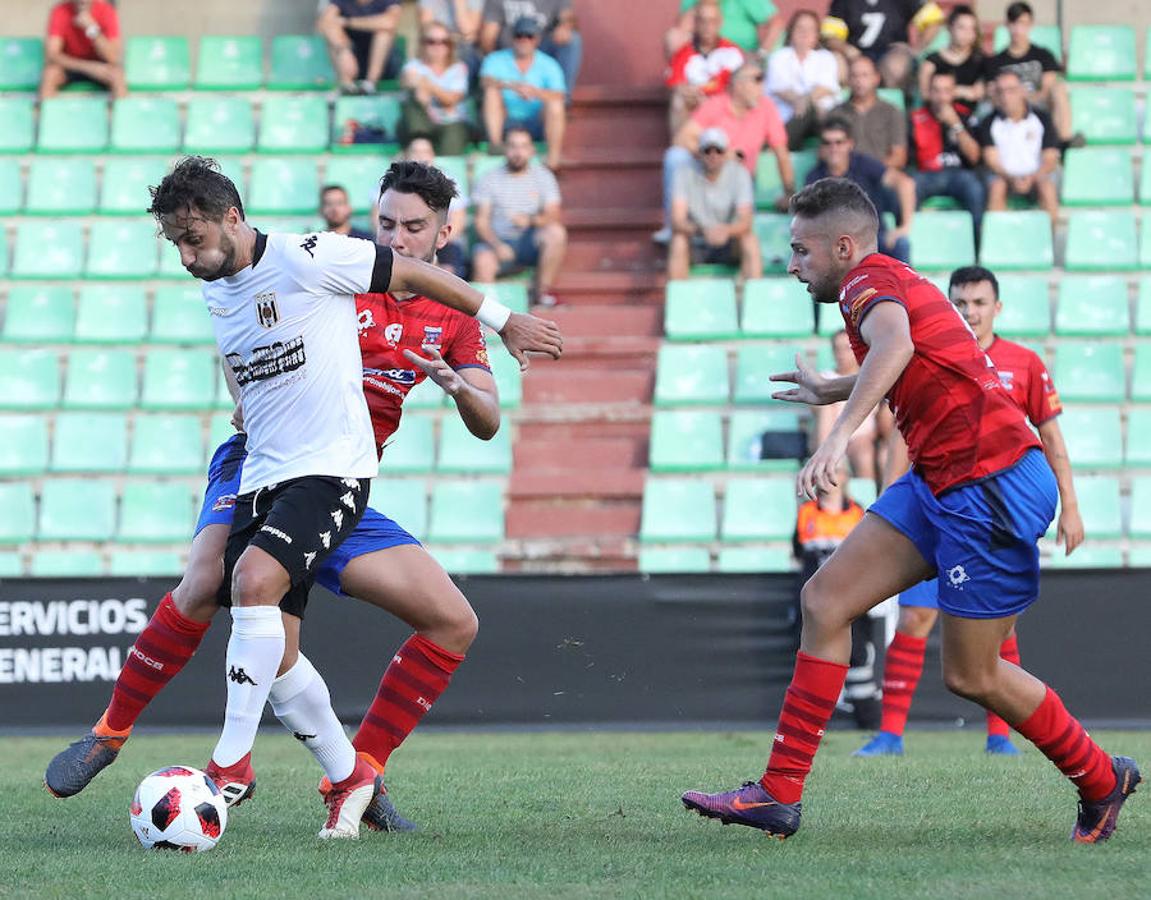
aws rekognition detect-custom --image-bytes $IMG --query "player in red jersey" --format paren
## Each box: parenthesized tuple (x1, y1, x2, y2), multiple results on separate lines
(856, 264, 1084, 757)
(682, 178, 1139, 843)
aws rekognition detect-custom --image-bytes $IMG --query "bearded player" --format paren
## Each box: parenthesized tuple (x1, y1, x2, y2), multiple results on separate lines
(681, 178, 1138, 844)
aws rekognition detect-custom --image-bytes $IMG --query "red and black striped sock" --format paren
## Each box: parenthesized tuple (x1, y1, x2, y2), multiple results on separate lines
(879, 631, 927, 736)
(760, 651, 848, 805)
(986, 634, 1021, 738)
(1016, 686, 1117, 802)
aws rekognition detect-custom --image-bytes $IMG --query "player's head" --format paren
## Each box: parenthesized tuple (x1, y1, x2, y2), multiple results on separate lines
(694, 0, 722, 45)
(928, 70, 957, 112)
(1006, 1, 1033, 38)
(376, 160, 459, 263)
(847, 54, 880, 100)
(404, 136, 436, 164)
(319, 184, 353, 230)
(504, 125, 536, 171)
(949, 265, 1001, 344)
(946, 4, 979, 51)
(787, 178, 879, 304)
(817, 117, 854, 173)
(994, 70, 1026, 116)
(149, 155, 246, 282)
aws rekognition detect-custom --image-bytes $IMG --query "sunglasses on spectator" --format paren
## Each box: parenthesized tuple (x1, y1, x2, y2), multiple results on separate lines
(820, 137, 849, 146)
(423, 36, 451, 45)
(513, 32, 537, 39)
(740, 72, 765, 83)
(701, 146, 725, 155)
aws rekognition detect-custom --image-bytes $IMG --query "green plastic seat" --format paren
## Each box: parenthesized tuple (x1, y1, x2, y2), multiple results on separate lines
(994, 276, 1050, 337)
(100, 157, 168, 215)
(111, 98, 181, 153)
(109, 550, 185, 577)
(119, 482, 195, 543)
(733, 344, 802, 405)
(993, 25, 1063, 61)
(0, 37, 44, 90)
(249, 158, 318, 215)
(26, 158, 97, 215)
(51, 412, 128, 473)
(721, 477, 795, 541)
(1066, 25, 1136, 81)
(125, 35, 191, 90)
(1068, 88, 1136, 145)
(639, 477, 716, 542)
(1061, 148, 1133, 206)
(1129, 344, 1151, 401)
(258, 96, 329, 154)
(1141, 218, 1151, 270)
(471, 281, 529, 314)
(1051, 475, 1121, 539)
(208, 412, 239, 452)
(141, 349, 216, 410)
(910, 211, 975, 271)
(326, 155, 388, 213)
(0, 552, 23, 576)
(427, 480, 504, 543)
(63, 349, 137, 409)
(1130, 476, 1151, 538)
(398, 377, 445, 411)
(269, 35, 335, 90)
(754, 213, 792, 275)
(1129, 408, 1151, 466)
(876, 87, 906, 111)
(75, 285, 149, 342)
(717, 546, 793, 572)
(184, 97, 256, 154)
(0, 97, 34, 153)
(741, 278, 814, 337)
(488, 350, 523, 409)
(0, 350, 60, 409)
(979, 211, 1052, 271)
(437, 416, 513, 474)
(1136, 279, 1151, 335)
(649, 410, 724, 472)
(435, 155, 469, 195)
(1065, 211, 1138, 272)
(654, 345, 729, 406)
(372, 478, 428, 539)
(0, 483, 34, 543)
(1044, 544, 1123, 569)
(727, 408, 803, 471)
(427, 547, 499, 574)
(756, 148, 816, 210)
(850, 477, 878, 507)
(3, 286, 75, 343)
(151, 286, 215, 344)
(30, 551, 105, 578)
(0, 415, 48, 475)
(1054, 275, 1129, 336)
(195, 36, 263, 90)
(129, 414, 205, 475)
(86, 219, 158, 279)
(664, 279, 739, 340)
(1052, 343, 1125, 402)
(39, 478, 117, 541)
(38, 97, 108, 152)
(331, 96, 403, 151)
(638, 547, 711, 573)
(1057, 407, 1121, 468)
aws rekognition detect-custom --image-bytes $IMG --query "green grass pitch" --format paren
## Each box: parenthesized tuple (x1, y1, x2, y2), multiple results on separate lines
(2, 729, 1148, 898)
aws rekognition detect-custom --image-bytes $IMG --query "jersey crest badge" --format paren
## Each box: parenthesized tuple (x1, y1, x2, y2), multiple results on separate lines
(254, 291, 279, 328)
(422, 325, 443, 350)
(385, 323, 403, 346)
(998, 370, 1014, 390)
(357, 307, 375, 336)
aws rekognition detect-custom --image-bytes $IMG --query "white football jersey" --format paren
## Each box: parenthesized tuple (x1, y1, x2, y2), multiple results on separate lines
(202, 231, 390, 494)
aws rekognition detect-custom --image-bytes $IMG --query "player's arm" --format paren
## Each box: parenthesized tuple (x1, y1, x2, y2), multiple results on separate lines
(220, 359, 246, 432)
(1037, 418, 1084, 554)
(771, 353, 856, 405)
(404, 351, 500, 439)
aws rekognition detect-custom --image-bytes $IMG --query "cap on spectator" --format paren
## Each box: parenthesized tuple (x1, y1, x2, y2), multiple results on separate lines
(512, 15, 542, 37)
(699, 128, 729, 151)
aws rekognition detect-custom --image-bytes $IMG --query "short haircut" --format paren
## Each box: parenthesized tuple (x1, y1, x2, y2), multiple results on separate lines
(789, 177, 879, 233)
(1005, 2, 1033, 23)
(503, 123, 535, 144)
(729, 61, 761, 86)
(930, 69, 957, 85)
(148, 155, 244, 221)
(378, 160, 458, 214)
(995, 68, 1023, 85)
(949, 265, 1000, 298)
(820, 115, 854, 141)
(320, 184, 349, 201)
(785, 9, 821, 45)
(948, 4, 977, 27)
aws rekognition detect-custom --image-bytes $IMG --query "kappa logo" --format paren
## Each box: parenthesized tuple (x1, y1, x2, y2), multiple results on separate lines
(946, 564, 970, 588)
(300, 235, 318, 258)
(254, 291, 279, 328)
(385, 323, 403, 346)
(357, 308, 375, 336)
(340, 491, 357, 510)
(228, 666, 257, 685)
(292, 731, 317, 742)
(331, 508, 344, 530)
(341, 478, 360, 489)
(320, 531, 331, 549)
(304, 550, 317, 570)
(260, 524, 292, 544)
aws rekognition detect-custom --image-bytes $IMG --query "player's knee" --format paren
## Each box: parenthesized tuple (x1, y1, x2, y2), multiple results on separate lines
(231, 557, 287, 608)
(540, 223, 567, 246)
(172, 562, 223, 620)
(942, 664, 994, 703)
(799, 578, 846, 633)
(899, 606, 936, 637)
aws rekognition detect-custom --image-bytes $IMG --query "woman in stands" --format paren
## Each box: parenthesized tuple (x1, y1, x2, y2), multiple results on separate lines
(399, 21, 473, 156)
(918, 5, 985, 105)
(765, 9, 842, 151)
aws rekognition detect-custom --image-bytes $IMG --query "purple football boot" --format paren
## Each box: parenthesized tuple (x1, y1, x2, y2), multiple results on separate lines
(681, 780, 801, 838)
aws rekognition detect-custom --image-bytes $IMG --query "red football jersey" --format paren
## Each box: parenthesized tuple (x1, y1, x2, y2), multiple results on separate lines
(356, 292, 491, 454)
(839, 253, 1040, 495)
(986, 336, 1062, 428)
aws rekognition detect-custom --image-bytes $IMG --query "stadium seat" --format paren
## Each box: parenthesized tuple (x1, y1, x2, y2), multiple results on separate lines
(208, 412, 238, 452)
(1141, 219, 1151, 271)
(30, 551, 105, 578)
(727, 409, 803, 472)
(436, 155, 470, 195)
(1061, 148, 1133, 206)
(326, 156, 387, 213)
(756, 148, 816, 210)
(26, 158, 97, 215)
(733, 344, 801, 405)
(39, 479, 117, 542)
(849, 477, 878, 508)
(111, 98, 181, 153)
(638, 547, 712, 573)
(129, 414, 205, 475)
(0, 37, 44, 90)
(1044, 544, 1123, 569)
(654, 345, 729, 406)
(489, 351, 523, 409)
(427, 548, 499, 574)
(639, 478, 716, 542)
(74, 286, 148, 343)
(109, 551, 184, 577)
(0, 415, 48, 475)
(0, 350, 60, 409)
(119, 483, 195, 543)
(716, 546, 793, 573)
(1136, 279, 1151, 335)
(1057, 407, 1122, 468)
(427, 480, 505, 543)
(1129, 345, 1151, 402)
(1052, 475, 1121, 539)
(373, 478, 428, 540)
(1064, 211, 1138, 272)
(258, 96, 330, 154)
(1130, 477, 1151, 538)
(248, 158, 318, 215)
(38, 97, 108, 152)
(0, 97, 34, 153)
(649, 410, 724, 472)
(1068, 88, 1137, 145)
(721, 478, 795, 541)
(1066, 25, 1136, 81)
(141, 349, 216, 410)
(184, 97, 256, 153)
(978, 211, 1053, 271)
(0, 483, 34, 544)
(754, 213, 792, 275)
(1052, 343, 1125, 402)
(3, 286, 75, 343)
(1127, 407, 1151, 466)
(124, 35, 190, 90)
(269, 35, 335, 90)
(400, 376, 446, 410)
(100, 157, 169, 215)
(0, 553, 23, 577)
(195, 36, 263, 90)
(1053, 275, 1129, 336)
(472, 281, 530, 314)
(51, 412, 128, 473)
(86, 219, 159, 279)
(741, 278, 815, 337)
(876, 87, 906, 111)
(63, 349, 137, 409)
(995, 276, 1050, 336)
(664, 279, 739, 340)
(910, 211, 975, 271)
(331, 96, 403, 150)
(151, 286, 215, 344)
(438, 416, 513, 474)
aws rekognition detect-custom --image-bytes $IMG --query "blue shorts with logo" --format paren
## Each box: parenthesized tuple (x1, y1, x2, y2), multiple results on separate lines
(194, 435, 421, 598)
(870, 448, 1056, 619)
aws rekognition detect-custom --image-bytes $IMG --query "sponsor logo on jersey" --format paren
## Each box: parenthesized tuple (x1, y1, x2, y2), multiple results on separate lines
(254, 291, 279, 328)
(357, 308, 375, 337)
(475, 345, 491, 368)
(212, 493, 237, 512)
(363, 366, 417, 385)
(385, 323, 403, 346)
(227, 337, 307, 386)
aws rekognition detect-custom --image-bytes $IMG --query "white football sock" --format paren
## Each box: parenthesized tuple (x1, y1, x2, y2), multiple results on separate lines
(212, 606, 284, 768)
(268, 653, 356, 784)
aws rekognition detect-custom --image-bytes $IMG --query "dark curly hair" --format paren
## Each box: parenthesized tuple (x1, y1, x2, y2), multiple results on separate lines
(378, 160, 458, 217)
(148, 156, 244, 221)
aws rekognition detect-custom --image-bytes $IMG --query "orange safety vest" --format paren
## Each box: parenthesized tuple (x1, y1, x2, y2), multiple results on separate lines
(795, 499, 865, 554)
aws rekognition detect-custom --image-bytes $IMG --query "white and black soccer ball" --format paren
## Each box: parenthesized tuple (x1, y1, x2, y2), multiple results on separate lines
(129, 766, 228, 852)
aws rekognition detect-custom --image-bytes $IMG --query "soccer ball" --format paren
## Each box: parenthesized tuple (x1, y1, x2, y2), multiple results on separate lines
(129, 766, 228, 852)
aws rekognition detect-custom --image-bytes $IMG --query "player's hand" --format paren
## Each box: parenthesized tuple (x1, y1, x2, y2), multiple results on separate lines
(403, 347, 465, 396)
(771, 353, 833, 405)
(498, 311, 563, 370)
(704, 224, 729, 246)
(797, 432, 848, 501)
(495, 242, 516, 263)
(1057, 504, 1085, 555)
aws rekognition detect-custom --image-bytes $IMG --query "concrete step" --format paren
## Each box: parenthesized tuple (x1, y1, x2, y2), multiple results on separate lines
(509, 468, 645, 499)
(517, 420, 651, 442)
(523, 367, 653, 405)
(506, 498, 642, 539)
(564, 237, 662, 271)
(550, 270, 667, 304)
(546, 304, 663, 337)
(515, 435, 647, 470)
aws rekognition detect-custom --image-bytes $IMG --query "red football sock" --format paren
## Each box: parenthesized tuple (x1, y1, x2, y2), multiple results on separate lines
(352, 633, 464, 772)
(986, 634, 1021, 738)
(760, 651, 848, 805)
(104, 593, 210, 732)
(1016, 686, 1117, 802)
(879, 631, 927, 736)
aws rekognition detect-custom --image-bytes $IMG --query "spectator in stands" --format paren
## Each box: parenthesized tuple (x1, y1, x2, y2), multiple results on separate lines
(481, 0, 581, 96)
(806, 117, 915, 263)
(40, 0, 126, 100)
(401, 137, 470, 278)
(917, 4, 984, 104)
(664, 1, 745, 135)
(472, 126, 567, 306)
(978, 70, 1060, 225)
(765, 9, 841, 151)
(831, 55, 907, 169)
(479, 16, 566, 171)
(815, 330, 895, 482)
(317, 0, 403, 95)
(910, 71, 985, 248)
(419, 0, 483, 73)
(320, 184, 375, 241)
(821, 0, 945, 92)
(666, 0, 785, 59)
(667, 128, 759, 280)
(399, 22, 474, 156)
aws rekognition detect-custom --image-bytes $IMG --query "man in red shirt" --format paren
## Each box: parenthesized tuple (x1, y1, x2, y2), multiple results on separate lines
(682, 177, 1138, 844)
(41, 0, 126, 99)
(665, 1, 745, 133)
